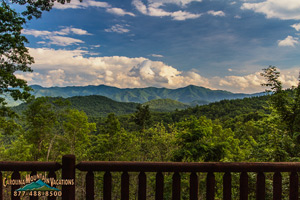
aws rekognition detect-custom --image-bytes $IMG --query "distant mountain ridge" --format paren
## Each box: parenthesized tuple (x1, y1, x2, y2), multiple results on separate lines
(13, 96, 189, 117)
(30, 84, 264, 104)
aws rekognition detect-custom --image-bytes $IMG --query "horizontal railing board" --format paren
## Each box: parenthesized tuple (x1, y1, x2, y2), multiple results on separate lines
(0, 162, 61, 171)
(76, 161, 300, 172)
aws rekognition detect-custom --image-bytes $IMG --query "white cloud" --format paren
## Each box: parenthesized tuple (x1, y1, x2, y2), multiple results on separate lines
(132, 0, 202, 20)
(146, 0, 202, 7)
(106, 8, 136, 16)
(48, 36, 84, 46)
(17, 48, 299, 93)
(241, 0, 300, 20)
(150, 54, 164, 58)
(291, 23, 300, 31)
(22, 30, 52, 37)
(105, 24, 130, 34)
(90, 44, 101, 48)
(207, 10, 226, 17)
(60, 27, 93, 35)
(215, 68, 300, 93)
(278, 36, 299, 47)
(171, 10, 202, 20)
(54, 0, 135, 16)
(22, 27, 91, 46)
(19, 48, 211, 89)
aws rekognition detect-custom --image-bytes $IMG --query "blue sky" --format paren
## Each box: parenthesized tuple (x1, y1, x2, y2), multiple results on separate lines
(15, 0, 300, 93)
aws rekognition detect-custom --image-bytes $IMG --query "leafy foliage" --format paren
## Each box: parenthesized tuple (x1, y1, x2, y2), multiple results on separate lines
(142, 98, 189, 112)
(0, 2, 33, 116)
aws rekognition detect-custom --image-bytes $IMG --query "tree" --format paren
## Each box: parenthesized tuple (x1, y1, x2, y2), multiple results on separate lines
(172, 116, 240, 162)
(261, 66, 300, 136)
(133, 104, 151, 132)
(62, 109, 96, 160)
(0, 2, 34, 116)
(23, 97, 56, 160)
(12, 0, 72, 20)
(1, 0, 73, 114)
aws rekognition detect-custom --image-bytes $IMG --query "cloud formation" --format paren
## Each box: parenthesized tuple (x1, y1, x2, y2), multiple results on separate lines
(207, 10, 226, 17)
(54, 0, 135, 16)
(278, 36, 299, 47)
(105, 24, 130, 34)
(22, 27, 91, 46)
(241, 0, 300, 20)
(291, 23, 300, 31)
(15, 48, 300, 93)
(132, 0, 202, 20)
(150, 54, 164, 58)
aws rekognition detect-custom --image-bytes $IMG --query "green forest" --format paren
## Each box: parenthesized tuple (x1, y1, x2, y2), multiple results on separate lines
(1, 66, 300, 199)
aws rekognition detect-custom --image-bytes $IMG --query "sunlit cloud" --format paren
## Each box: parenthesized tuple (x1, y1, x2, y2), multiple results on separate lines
(278, 36, 299, 47)
(22, 27, 91, 46)
(15, 48, 299, 93)
(150, 54, 164, 58)
(291, 23, 300, 31)
(207, 10, 226, 17)
(132, 0, 202, 20)
(241, 0, 300, 20)
(106, 8, 136, 16)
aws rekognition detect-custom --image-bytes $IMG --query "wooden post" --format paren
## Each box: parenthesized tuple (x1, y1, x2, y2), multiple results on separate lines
(11, 171, 20, 200)
(103, 171, 112, 200)
(273, 172, 282, 200)
(86, 171, 94, 200)
(223, 172, 231, 200)
(206, 172, 215, 200)
(0, 172, 2, 200)
(256, 172, 265, 200)
(189, 172, 198, 200)
(48, 171, 57, 200)
(30, 171, 38, 200)
(172, 172, 181, 200)
(138, 172, 146, 200)
(240, 172, 248, 200)
(289, 172, 298, 200)
(155, 172, 164, 200)
(62, 155, 75, 200)
(121, 172, 129, 200)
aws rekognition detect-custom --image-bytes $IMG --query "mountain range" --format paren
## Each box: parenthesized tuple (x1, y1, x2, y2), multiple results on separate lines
(29, 84, 264, 105)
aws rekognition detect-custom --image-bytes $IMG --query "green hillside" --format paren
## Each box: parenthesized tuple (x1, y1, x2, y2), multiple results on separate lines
(142, 99, 190, 112)
(13, 95, 193, 117)
(13, 95, 139, 117)
(170, 95, 271, 123)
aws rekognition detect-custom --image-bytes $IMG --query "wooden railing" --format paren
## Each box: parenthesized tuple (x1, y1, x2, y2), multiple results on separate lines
(76, 161, 300, 200)
(1, 155, 300, 199)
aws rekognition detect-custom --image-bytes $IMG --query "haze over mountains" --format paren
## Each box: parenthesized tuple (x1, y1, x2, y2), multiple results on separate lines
(30, 84, 264, 105)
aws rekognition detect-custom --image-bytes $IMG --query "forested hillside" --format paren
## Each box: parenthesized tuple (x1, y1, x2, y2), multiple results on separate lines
(13, 95, 192, 117)
(142, 98, 189, 112)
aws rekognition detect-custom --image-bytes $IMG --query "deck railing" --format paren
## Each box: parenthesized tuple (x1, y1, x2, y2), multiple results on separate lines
(1, 155, 300, 199)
